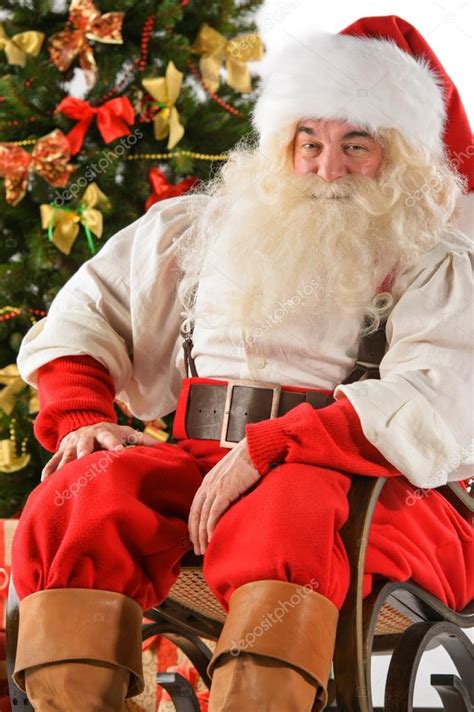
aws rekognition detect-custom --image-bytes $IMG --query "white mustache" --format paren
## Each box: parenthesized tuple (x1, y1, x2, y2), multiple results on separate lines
(294, 175, 367, 200)
(313, 194, 350, 200)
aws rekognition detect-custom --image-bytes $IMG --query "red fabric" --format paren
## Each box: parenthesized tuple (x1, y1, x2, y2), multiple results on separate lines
(203, 456, 473, 612)
(12, 424, 473, 614)
(245, 385, 469, 491)
(245, 396, 401, 478)
(34, 355, 117, 452)
(11, 436, 225, 607)
(15, 366, 471, 620)
(340, 16, 474, 192)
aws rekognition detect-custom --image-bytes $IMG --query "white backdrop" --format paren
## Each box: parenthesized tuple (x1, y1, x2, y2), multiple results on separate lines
(254, 0, 473, 124)
(254, 2, 472, 708)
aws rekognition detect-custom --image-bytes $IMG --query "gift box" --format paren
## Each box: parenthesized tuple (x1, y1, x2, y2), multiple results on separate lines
(0, 519, 19, 630)
(0, 519, 20, 711)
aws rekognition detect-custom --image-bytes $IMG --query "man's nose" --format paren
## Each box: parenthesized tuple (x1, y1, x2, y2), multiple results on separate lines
(316, 149, 348, 181)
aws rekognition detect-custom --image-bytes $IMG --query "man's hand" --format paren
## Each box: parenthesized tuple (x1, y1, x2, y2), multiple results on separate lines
(41, 422, 158, 481)
(188, 436, 261, 555)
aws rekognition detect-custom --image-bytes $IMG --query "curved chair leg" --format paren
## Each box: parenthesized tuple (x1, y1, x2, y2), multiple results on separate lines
(431, 674, 472, 712)
(156, 672, 201, 712)
(142, 621, 213, 689)
(6, 575, 34, 711)
(143, 619, 214, 710)
(384, 620, 474, 712)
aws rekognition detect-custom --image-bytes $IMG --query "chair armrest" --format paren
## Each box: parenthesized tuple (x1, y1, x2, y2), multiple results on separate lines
(436, 482, 473, 522)
(339, 475, 387, 586)
(334, 475, 387, 712)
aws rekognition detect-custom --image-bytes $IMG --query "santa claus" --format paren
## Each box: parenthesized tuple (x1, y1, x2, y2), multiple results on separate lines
(11, 15, 473, 712)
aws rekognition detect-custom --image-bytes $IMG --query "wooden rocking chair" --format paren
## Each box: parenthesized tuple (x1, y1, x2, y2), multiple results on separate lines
(5, 476, 473, 712)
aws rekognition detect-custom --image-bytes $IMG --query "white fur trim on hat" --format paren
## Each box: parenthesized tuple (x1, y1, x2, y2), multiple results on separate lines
(252, 32, 447, 156)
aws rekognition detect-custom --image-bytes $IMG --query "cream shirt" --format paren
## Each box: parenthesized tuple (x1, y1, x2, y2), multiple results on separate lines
(17, 195, 474, 489)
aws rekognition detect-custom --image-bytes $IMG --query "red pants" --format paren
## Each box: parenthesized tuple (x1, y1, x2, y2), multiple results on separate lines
(12, 422, 473, 614)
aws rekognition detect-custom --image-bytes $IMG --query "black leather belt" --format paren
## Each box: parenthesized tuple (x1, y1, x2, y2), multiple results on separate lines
(185, 378, 335, 447)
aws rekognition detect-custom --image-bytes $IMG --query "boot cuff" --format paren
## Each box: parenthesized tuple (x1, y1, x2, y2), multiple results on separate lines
(13, 588, 144, 698)
(207, 580, 338, 701)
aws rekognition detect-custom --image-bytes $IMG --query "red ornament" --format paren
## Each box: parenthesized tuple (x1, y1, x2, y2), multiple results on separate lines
(0, 129, 75, 205)
(48, 0, 125, 88)
(145, 167, 199, 211)
(54, 96, 135, 155)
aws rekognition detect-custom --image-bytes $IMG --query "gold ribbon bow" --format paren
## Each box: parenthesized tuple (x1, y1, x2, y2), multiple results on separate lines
(0, 22, 44, 67)
(142, 62, 185, 150)
(0, 364, 38, 416)
(192, 23, 264, 94)
(40, 182, 110, 255)
(0, 129, 76, 206)
(48, 0, 124, 88)
(0, 440, 31, 473)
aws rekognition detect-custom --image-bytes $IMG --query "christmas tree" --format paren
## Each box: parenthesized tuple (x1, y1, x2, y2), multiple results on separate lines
(0, 0, 264, 515)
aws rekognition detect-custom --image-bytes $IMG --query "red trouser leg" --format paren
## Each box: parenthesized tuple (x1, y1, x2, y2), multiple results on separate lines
(203, 462, 474, 613)
(11, 438, 227, 608)
(13, 439, 472, 614)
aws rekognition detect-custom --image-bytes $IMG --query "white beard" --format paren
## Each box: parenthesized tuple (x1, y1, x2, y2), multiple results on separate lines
(178, 141, 457, 336)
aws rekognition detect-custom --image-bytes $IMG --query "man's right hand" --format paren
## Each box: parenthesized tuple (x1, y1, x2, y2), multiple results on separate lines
(41, 422, 159, 481)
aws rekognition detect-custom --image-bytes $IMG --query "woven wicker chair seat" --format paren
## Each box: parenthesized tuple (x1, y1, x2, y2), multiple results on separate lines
(167, 567, 414, 635)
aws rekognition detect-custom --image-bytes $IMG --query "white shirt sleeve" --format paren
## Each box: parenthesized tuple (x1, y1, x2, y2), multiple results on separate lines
(16, 195, 204, 418)
(334, 239, 474, 489)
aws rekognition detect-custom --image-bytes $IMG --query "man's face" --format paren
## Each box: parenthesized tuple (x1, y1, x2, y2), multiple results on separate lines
(292, 118, 384, 181)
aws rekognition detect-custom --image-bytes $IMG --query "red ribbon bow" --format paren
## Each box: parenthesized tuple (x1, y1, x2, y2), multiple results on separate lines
(55, 96, 135, 155)
(0, 129, 75, 205)
(145, 167, 199, 211)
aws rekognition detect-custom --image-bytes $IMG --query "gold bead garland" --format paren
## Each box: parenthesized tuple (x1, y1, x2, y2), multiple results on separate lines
(126, 149, 228, 161)
(6, 138, 228, 161)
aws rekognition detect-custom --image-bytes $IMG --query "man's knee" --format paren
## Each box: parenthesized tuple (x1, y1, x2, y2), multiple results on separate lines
(214, 462, 351, 541)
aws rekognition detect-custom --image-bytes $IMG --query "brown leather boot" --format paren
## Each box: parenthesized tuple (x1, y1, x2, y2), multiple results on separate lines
(13, 588, 144, 711)
(207, 580, 338, 712)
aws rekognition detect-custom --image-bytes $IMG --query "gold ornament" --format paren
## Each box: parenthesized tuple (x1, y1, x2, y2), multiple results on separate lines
(192, 23, 264, 94)
(0, 440, 31, 472)
(0, 439, 30, 472)
(48, 0, 124, 88)
(40, 182, 110, 255)
(0, 418, 30, 473)
(0, 364, 38, 416)
(0, 22, 44, 67)
(126, 149, 228, 162)
(142, 62, 185, 150)
(0, 129, 75, 206)
(144, 417, 169, 442)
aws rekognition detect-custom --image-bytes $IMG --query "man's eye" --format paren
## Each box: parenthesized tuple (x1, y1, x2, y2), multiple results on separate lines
(346, 145, 368, 152)
(302, 143, 320, 150)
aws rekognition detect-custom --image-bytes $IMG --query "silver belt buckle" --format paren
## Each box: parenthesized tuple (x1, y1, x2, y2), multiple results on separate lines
(220, 378, 282, 449)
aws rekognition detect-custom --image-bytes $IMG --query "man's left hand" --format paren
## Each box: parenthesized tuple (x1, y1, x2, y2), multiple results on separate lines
(188, 436, 261, 555)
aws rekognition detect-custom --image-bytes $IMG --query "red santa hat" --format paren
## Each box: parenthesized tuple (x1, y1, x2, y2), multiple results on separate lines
(252, 15, 473, 236)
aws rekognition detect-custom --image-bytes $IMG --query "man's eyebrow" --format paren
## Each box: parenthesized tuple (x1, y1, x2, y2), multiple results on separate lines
(296, 126, 374, 140)
(341, 130, 374, 140)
